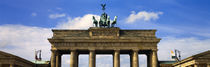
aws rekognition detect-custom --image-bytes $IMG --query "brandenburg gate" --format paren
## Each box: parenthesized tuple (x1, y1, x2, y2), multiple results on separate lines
(48, 27, 161, 67)
(48, 2, 161, 67)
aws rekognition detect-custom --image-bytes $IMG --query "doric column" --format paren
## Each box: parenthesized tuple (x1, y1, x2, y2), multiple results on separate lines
(129, 53, 133, 67)
(132, 50, 139, 67)
(10, 64, 14, 67)
(70, 50, 78, 67)
(76, 53, 79, 67)
(113, 50, 120, 67)
(194, 64, 198, 67)
(150, 50, 158, 67)
(0, 64, 1, 67)
(89, 50, 96, 67)
(146, 54, 151, 67)
(208, 63, 210, 67)
(56, 51, 62, 67)
(51, 50, 56, 67)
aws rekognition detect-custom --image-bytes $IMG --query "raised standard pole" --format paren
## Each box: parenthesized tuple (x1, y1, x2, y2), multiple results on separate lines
(132, 50, 139, 67)
(89, 50, 96, 67)
(113, 50, 120, 67)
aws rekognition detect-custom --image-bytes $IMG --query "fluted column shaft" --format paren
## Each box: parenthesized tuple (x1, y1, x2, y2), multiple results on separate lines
(146, 54, 151, 67)
(150, 50, 158, 67)
(89, 50, 96, 67)
(194, 64, 198, 67)
(76, 54, 79, 67)
(70, 50, 78, 67)
(56, 52, 61, 67)
(207, 64, 210, 67)
(132, 50, 139, 67)
(9, 64, 14, 67)
(114, 50, 120, 67)
(51, 50, 56, 67)
(130, 54, 133, 67)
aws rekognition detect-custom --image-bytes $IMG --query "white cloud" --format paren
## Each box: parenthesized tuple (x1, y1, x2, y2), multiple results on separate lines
(31, 12, 37, 16)
(56, 14, 100, 29)
(158, 36, 210, 60)
(1, 13, 210, 67)
(0, 24, 52, 61)
(0, 14, 99, 67)
(49, 13, 66, 19)
(126, 11, 163, 23)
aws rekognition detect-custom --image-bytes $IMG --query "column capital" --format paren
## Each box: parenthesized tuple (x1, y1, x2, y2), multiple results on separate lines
(151, 49, 158, 51)
(89, 49, 95, 52)
(132, 49, 139, 52)
(71, 49, 77, 52)
(114, 49, 120, 51)
(56, 51, 62, 56)
(51, 50, 57, 52)
(145, 53, 150, 56)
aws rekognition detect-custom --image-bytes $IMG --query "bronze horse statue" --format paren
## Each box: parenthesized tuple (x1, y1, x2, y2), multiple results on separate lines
(92, 16, 98, 27)
(99, 12, 109, 27)
(92, 3, 117, 28)
(93, 14, 117, 28)
(111, 16, 117, 27)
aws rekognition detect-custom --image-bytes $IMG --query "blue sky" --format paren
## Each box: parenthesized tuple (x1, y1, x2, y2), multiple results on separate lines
(0, 0, 210, 67)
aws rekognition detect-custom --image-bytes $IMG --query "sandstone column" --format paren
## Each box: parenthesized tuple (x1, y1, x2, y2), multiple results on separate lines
(0, 63, 1, 67)
(51, 50, 56, 67)
(56, 51, 62, 67)
(129, 53, 133, 67)
(208, 63, 210, 67)
(70, 50, 77, 67)
(150, 50, 158, 67)
(132, 50, 139, 67)
(10, 64, 14, 67)
(76, 53, 79, 67)
(113, 50, 120, 67)
(89, 50, 96, 67)
(146, 54, 151, 67)
(194, 64, 198, 67)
